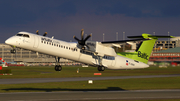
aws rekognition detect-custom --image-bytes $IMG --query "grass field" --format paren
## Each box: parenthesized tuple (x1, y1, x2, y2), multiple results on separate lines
(1, 77, 180, 93)
(0, 66, 180, 93)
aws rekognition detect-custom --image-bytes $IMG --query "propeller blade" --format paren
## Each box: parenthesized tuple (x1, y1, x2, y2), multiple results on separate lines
(84, 34, 92, 42)
(36, 30, 39, 35)
(73, 36, 80, 41)
(85, 44, 90, 49)
(81, 29, 84, 40)
(73, 29, 91, 50)
(43, 32, 47, 36)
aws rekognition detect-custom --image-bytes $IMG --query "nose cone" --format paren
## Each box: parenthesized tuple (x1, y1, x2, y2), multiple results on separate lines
(5, 38, 11, 44)
(5, 37, 16, 45)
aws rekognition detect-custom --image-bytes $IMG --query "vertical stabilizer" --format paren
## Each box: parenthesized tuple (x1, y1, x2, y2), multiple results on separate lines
(132, 34, 156, 64)
(117, 33, 174, 64)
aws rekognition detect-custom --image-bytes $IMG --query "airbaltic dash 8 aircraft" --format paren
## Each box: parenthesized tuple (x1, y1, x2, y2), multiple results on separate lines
(5, 29, 174, 71)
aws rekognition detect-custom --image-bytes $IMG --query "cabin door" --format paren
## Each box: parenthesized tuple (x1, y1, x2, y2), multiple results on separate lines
(33, 35, 39, 48)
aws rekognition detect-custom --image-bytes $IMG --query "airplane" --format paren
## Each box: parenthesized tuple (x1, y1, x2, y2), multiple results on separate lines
(5, 29, 174, 71)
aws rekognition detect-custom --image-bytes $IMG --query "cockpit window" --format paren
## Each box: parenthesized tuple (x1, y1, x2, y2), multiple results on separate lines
(23, 34, 29, 38)
(16, 34, 23, 36)
(16, 34, 30, 38)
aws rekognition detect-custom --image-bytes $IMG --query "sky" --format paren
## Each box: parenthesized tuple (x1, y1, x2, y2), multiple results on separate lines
(1, 0, 180, 43)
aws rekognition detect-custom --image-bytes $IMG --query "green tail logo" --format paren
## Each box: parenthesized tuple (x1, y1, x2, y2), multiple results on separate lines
(137, 51, 148, 60)
(117, 33, 174, 64)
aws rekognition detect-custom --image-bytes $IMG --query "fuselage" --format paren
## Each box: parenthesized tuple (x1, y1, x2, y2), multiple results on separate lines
(5, 31, 149, 70)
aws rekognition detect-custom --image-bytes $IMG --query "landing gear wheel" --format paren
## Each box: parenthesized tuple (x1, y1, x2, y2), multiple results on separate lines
(55, 65, 62, 71)
(54, 57, 62, 71)
(98, 66, 105, 71)
(10, 49, 16, 53)
(101, 66, 105, 71)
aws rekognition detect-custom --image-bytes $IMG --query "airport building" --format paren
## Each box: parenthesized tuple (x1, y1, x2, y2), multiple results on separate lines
(149, 38, 180, 66)
(153, 40, 176, 52)
(149, 47, 180, 66)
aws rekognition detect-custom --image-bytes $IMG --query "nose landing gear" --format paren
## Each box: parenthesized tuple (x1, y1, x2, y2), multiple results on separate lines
(10, 46, 16, 53)
(10, 49, 16, 53)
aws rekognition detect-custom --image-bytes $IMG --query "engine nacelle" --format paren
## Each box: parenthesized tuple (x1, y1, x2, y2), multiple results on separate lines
(86, 41, 116, 57)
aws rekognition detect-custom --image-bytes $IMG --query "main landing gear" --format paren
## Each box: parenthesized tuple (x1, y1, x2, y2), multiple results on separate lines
(98, 66, 105, 71)
(96, 55, 105, 71)
(55, 57, 62, 71)
(55, 65, 62, 71)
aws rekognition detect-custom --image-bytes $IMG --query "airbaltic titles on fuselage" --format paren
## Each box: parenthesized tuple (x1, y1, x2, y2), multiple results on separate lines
(41, 37, 60, 44)
(41, 37, 78, 52)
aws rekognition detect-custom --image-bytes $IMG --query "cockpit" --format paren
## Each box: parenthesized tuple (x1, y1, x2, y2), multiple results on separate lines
(16, 34, 30, 38)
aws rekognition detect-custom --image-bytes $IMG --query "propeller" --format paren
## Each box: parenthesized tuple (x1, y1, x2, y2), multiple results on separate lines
(36, 30, 47, 36)
(43, 32, 48, 36)
(36, 30, 39, 35)
(73, 29, 92, 50)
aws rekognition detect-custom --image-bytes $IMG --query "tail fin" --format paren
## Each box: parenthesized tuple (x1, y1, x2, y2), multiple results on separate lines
(131, 34, 156, 64)
(117, 33, 174, 64)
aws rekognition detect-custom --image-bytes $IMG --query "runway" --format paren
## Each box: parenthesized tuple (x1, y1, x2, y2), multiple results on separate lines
(1, 74, 180, 100)
(0, 74, 180, 84)
(0, 89, 180, 101)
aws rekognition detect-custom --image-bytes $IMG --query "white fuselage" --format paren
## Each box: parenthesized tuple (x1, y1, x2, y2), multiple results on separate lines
(5, 32, 149, 69)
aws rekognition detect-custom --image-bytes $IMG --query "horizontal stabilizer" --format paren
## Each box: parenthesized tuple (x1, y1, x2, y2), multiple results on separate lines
(101, 38, 149, 44)
(128, 34, 174, 39)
